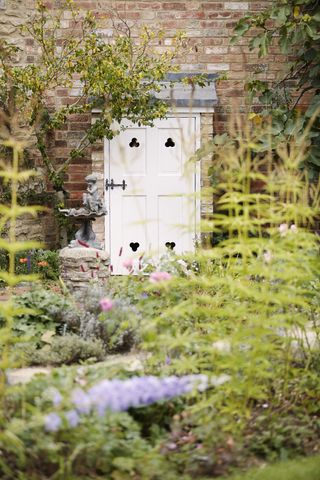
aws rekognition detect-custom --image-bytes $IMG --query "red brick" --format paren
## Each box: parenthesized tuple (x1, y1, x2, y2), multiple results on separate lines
(201, 2, 224, 9)
(136, 2, 162, 9)
(56, 89, 69, 96)
(69, 123, 90, 131)
(162, 2, 187, 10)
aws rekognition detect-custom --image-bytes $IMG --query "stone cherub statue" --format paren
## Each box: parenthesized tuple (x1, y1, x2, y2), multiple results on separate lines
(61, 174, 106, 217)
(59, 174, 106, 249)
(82, 174, 105, 214)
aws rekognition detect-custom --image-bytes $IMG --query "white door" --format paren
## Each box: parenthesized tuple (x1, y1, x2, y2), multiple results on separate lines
(105, 116, 199, 274)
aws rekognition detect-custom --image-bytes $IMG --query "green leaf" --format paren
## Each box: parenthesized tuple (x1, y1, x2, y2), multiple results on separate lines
(112, 457, 135, 472)
(0, 240, 43, 252)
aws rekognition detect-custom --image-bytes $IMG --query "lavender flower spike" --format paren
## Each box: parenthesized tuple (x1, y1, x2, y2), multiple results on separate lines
(45, 374, 213, 433)
(77, 375, 207, 417)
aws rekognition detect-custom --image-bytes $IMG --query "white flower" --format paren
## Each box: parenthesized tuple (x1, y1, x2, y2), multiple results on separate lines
(279, 223, 288, 237)
(212, 340, 231, 353)
(263, 250, 272, 264)
(290, 224, 298, 233)
(210, 374, 231, 387)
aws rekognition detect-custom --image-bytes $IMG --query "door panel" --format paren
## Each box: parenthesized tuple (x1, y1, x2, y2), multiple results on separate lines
(106, 116, 198, 274)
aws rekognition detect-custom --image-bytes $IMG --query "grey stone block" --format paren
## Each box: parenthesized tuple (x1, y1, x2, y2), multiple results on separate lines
(59, 247, 110, 291)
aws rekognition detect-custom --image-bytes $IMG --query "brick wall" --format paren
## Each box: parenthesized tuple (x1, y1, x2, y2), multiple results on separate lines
(1, 0, 286, 247)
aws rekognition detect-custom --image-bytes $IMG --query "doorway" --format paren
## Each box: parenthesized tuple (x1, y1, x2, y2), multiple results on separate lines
(104, 114, 200, 274)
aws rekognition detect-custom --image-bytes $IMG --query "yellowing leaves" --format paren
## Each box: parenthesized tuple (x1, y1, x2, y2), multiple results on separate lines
(41, 330, 56, 344)
(248, 112, 263, 125)
(293, 6, 300, 18)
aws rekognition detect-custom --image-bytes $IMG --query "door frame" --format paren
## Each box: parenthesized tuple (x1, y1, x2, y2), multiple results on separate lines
(103, 109, 204, 257)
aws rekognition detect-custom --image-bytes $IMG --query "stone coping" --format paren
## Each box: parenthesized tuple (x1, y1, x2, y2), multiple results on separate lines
(59, 247, 109, 260)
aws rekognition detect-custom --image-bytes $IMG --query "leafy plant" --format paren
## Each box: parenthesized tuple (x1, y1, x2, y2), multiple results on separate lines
(10, 287, 73, 342)
(140, 118, 320, 470)
(66, 285, 140, 354)
(0, 122, 43, 422)
(231, 0, 320, 179)
(0, 248, 60, 280)
(21, 334, 106, 366)
(0, 0, 189, 197)
(1, 362, 194, 480)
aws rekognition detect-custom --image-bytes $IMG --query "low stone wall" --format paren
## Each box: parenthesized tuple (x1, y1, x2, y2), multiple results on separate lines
(59, 247, 110, 291)
(1, 211, 59, 249)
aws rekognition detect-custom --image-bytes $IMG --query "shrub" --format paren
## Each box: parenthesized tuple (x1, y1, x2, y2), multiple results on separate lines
(10, 287, 73, 342)
(21, 335, 106, 366)
(1, 366, 194, 480)
(0, 248, 60, 281)
(6, 285, 141, 365)
(66, 285, 141, 354)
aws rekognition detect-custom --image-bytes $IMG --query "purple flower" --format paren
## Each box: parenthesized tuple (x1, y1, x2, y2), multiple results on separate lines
(51, 388, 63, 406)
(149, 271, 172, 283)
(71, 388, 91, 414)
(86, 375, 204, 415)
(65, 410, 80, 428)
(99, 297, 113, 312)
(44, 413, 61, 432)
(45, 375, 212, 432)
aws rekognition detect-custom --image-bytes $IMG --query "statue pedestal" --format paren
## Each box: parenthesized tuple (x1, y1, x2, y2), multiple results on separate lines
(59, 247, 110, 291)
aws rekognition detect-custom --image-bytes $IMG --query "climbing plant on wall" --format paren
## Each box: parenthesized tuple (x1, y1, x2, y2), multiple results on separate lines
(0, 0, 187, 193)
(231, 0, 320, 179)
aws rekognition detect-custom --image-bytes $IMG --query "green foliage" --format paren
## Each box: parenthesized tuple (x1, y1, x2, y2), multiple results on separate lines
(1, 365, 185, 480)
(0, 134, 43, 416)
(9, 287, 72, 341)
(66, 285, 140, 354)
(0, 0, 188, 192)
(4, 284, 140, 365)
(1, 405, 178, 479)
(231, 0, 320, 179)
(20, 334, 106, 366)
(0, 119, 319, 478)
(140, 122, 320, 467)
(0, 249, 60, 280)
(225, 455, 320, 480)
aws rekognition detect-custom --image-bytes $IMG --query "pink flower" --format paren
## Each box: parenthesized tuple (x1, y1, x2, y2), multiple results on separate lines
(123, 258, 133, 270)
(279, 223, 288, 237)
(149, 271, 172, 283)
(99, 298, 113, 311)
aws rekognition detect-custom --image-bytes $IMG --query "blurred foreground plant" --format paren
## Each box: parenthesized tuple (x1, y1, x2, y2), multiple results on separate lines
(142, 116, 320, 459)
(0, 127, 43, 414)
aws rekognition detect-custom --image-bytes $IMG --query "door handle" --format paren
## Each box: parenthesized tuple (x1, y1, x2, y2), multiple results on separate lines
(105, 179, 127, 191)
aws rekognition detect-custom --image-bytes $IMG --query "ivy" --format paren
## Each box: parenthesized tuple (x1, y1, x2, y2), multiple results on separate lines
(232, 0, 320, 179)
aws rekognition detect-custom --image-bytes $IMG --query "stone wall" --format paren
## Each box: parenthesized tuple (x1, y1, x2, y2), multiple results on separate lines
(2, 211, 59, 249)
(0, 0, 291, 248)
